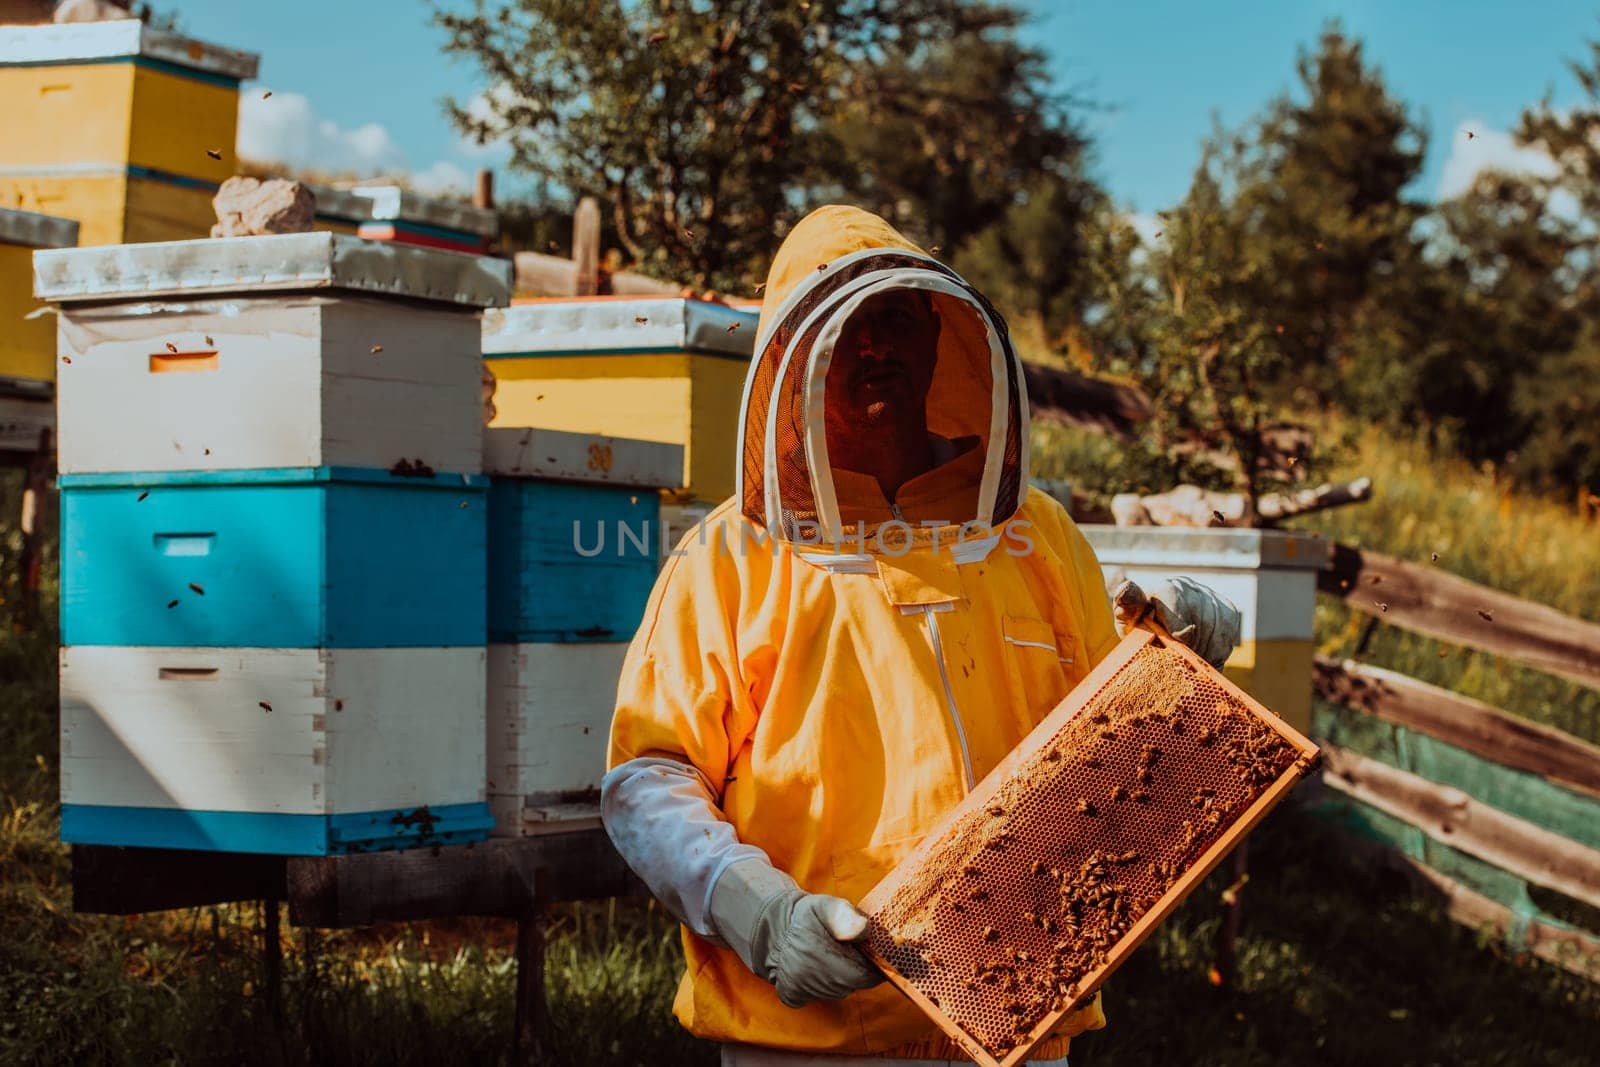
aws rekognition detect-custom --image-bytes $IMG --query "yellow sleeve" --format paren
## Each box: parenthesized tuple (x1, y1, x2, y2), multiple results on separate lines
(606, 529, 756, 789)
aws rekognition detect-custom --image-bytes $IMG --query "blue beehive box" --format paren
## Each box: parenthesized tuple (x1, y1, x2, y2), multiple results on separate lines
(485, 428, 675, 644)
(61, 467, 487, 649)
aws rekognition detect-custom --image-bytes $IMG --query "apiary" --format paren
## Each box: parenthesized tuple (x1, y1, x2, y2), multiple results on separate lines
(38, 233, 511, 856)
(481, 297, 758, 504)
(1, 207, 78, 388)
(1081, 526, 1327, 734)
(36, 233, 507, 475)
(860, 627, 1319, 1067)
(0, 20, 257, 246)
(484, 426, 680, 834)
(312, 184, 497, 254)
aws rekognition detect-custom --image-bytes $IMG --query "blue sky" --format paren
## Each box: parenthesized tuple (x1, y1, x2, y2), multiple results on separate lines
(168, 0, 1597, 213)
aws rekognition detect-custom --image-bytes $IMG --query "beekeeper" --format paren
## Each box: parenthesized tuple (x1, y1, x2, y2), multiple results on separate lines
(602, 205, 1240, 1065)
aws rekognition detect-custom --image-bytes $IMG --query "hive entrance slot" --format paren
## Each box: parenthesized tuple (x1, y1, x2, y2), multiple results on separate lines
(157, 667, 219, 680)
(149, 351, 219, 374)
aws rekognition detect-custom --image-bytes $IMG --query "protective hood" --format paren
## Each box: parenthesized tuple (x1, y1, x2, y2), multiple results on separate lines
(737, 205, 1030, 549)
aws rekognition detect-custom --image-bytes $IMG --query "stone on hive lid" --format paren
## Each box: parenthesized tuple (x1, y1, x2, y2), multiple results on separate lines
(211, 177, 315, 238)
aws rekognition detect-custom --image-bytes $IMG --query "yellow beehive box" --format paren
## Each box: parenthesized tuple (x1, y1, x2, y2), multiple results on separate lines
(481, 297, 759, 504)
(0, 20, 257, 246)
(0, 207, 77, 386)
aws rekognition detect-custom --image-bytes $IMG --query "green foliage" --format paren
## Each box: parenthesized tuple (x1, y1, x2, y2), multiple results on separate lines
(816, 21, 1088, 257)
(433, 0, 1085, 289)
(1083, 22, 1600, 498)
(952, 171, 1112, 357)
(1057, 26, 1424, 507)
(1228, 28, 1427, 404)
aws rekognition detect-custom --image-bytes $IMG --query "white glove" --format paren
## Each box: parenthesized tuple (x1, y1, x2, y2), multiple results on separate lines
(709, 858, 884, 1008)
(1113, 576, 1242, 668)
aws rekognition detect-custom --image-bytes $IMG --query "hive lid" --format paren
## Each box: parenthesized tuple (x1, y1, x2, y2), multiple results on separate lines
(859, 627, 1320, 1067)
(0, 207, 77, 250)
(33, 233, 512, 308)
(484, 427, 684, 489)
(482, 298, 759, 359)
(1080, 525, 1328, 571)
(313, 185, 498, 239)
(0, 19, 259, 81)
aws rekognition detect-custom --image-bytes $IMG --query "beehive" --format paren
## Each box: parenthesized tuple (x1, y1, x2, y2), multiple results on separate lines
(1082, 526, 1328, 733)
(60, 468, 487, 649)
(484, 427, 681, 834)
(860, 627, 1319, 1067)
(0, 207, 77, 387)
(60, 645, 490, 855)
(0, 20, 257, 246)
(36, 232, 508, 475)
(481, 297, 757, 503)
(39, 234, 511, 856)
(311, 184, 497, 254)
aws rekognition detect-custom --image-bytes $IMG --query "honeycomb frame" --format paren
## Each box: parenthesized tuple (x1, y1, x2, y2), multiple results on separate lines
(859, 626, 1320, 1067)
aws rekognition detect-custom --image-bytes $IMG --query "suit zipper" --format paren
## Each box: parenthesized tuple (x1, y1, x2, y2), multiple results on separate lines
(921, 605, 975, 791)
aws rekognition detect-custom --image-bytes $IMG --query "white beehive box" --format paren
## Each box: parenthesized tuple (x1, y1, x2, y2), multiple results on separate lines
(59, 645, 490, 855)
(1081, 526, 1328, 734)
(484, 427, 682, 835)
(34, 233, 511, 475)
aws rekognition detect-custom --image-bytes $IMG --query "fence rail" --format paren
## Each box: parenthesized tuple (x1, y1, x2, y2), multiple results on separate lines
(1318, 543, 1600, 690)
(1311, 541, 1600, 981)
(1312, 657, 1600, 797)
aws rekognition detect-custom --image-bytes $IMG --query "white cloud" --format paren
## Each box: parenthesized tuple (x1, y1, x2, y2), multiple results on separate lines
(237, 87, 407, 175)
(410, 160, 473, 196)
(1436, 120, 1559, 201)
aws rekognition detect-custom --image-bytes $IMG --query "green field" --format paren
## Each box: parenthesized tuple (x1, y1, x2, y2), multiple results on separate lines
(4, 426, 1600, 1065)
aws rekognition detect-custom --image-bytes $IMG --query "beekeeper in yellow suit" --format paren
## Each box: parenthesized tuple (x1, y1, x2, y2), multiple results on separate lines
(603, 206, 1240, 1065)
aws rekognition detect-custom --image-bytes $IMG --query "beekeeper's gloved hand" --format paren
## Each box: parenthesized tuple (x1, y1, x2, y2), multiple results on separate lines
(1113, 576, 1242, 669)
(710, 857, 883, 1008)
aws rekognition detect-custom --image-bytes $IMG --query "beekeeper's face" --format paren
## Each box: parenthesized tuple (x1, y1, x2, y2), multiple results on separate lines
(825, 290, 941, 436)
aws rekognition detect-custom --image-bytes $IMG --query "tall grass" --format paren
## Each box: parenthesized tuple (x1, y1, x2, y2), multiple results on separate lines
(1032, 419, 1600, 744)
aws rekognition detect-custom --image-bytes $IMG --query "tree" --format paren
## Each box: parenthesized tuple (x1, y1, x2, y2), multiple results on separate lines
(1518, 35, 1600, 228)
(433, 0, 1082, 289)
(951, 170, 1111, 359)
(816, 24, 1088, 257)
(1423, 171, 1583, 464)
(1225, 26, 1428, 408)
(1126, 159, 1297, 513)
(1509, 33, 1600, 491)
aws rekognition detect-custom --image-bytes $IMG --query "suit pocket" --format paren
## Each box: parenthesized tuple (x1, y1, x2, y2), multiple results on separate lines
(1002, 614, 1073, 720)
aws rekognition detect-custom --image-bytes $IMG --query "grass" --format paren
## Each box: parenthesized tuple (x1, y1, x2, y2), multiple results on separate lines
(1031, 419, 1600, 745)
(4, 424, 1600, 1064)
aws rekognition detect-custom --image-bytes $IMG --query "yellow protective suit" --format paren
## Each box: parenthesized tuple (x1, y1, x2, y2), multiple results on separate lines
(607, 205, 1119, 1059)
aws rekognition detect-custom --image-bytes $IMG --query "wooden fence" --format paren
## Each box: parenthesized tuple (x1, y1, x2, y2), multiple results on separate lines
(1311, 544, 1600, 981)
